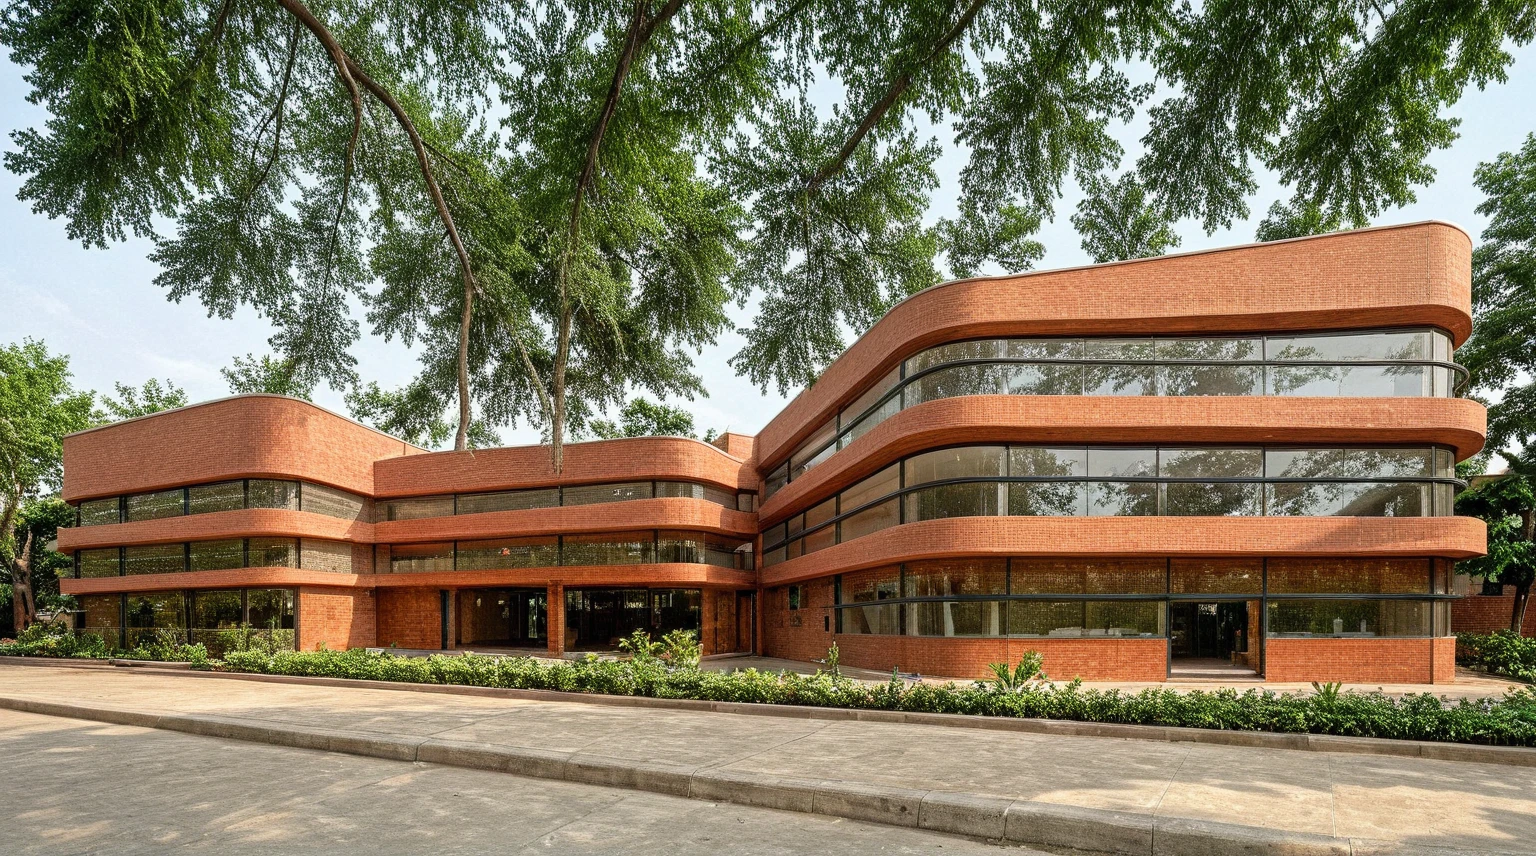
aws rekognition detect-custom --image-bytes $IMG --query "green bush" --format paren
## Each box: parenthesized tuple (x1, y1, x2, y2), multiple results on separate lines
(209, 646, 1536, 747)
(1457, 631, 1536, 682)
(0, 622, 207, 665)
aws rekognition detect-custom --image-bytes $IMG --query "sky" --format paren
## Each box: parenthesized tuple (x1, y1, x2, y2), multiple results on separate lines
(1, 42, 1533, 448)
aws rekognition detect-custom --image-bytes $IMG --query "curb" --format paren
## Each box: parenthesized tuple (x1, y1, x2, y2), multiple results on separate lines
(1, 694, 1488, 856)
(5, 657, 1532, 768)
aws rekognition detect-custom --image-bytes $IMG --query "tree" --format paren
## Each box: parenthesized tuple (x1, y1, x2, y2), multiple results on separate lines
(731, 0, 1536, 393)
(98, 378, 188, 421)
(1457, 454, 1536, 634)
(222, 354, 314, 400)
(1, 0, 512, 450)
(1254, 200, 1343, 243)
(0, 341, 94, 632)
(591, 398, 696, 439)
(344, 382, 499, 450)
(1070, 173, 1180, 264)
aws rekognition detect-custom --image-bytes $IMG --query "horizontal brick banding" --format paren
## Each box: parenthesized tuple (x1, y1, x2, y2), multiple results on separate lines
(368, 563, 757, 590)
(1264, 637, 1456, 684)
(372, 436, 755, 498)
(63, 395, 420, 501)
(832, 635, 1170, 682)
(759, 517, 1487, 587)
(299, 587, 375, 652)
(58, 509, 372, 551)
(1450, 592, 1536, 635)
(62, 567, 363, 595)
(756, 222, 1472, 467)
(759, 396, 1486, 525)
(374, 498, 756, 543)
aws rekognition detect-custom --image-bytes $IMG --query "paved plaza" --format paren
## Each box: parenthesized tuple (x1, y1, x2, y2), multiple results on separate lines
(1, 663, 1534, 854)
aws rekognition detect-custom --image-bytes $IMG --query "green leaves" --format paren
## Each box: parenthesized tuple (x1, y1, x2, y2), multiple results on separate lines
(0, 340, 95, 505)
(97, 378, 188, 421)
(1070, 172, 1179, 264)
(590, 397, 697, 439)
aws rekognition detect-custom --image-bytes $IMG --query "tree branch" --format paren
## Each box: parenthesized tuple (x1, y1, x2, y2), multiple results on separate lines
(806, 0, 988, 193)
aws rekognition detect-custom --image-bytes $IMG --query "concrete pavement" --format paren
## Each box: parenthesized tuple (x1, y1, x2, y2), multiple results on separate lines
(0, 708, 1049, 855)
(0, 663, 1533, 854)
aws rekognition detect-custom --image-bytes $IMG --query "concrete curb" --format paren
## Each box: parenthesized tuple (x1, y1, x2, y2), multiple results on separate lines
(0, 694, 1514, 856)
(7, 658, 1531, 768)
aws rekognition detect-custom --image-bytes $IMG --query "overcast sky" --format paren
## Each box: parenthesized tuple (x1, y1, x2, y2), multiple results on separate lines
(2, 42, 1532, 448)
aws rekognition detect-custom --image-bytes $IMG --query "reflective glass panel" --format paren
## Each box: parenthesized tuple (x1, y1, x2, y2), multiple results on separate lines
(1169, 558, 1262, 594)
(562, 532, 654, 565)
(1009, 559, 1166, 594)
(908, 600, 1003, 636)
(1266, 599, 1431, 637)
(1163, 482, 1260, 516)
(905, 483, 1001, 521)
(78, 498, 120, 527)
(123, 543, 184, 576)
(1009, 481, 1087, 516)
(840, 498, 899, 541)
(1160, 448, 1262, 478)
(1266, 558, 1430, 594)
(1006, 600, 1164, 637)
(383, 495, 455, 521)
(563, 482, 651, 506)
(248, 538, 298, 568)
(905, 446, 1007, 485)
(1266, 330, 1434, 362)
(905, 339, 1008, 374)
(301, 483, 368, 521)
(388, 543, 454, 573)
(457, 536, 559, 570)
(189, 539, 243, 571)
(840, 464, 899, 512)
(125, 489, 183, 522)
(78, 548, 121, 578)
(187, 481, 244, 515)
(455, 489, 559, 515)
(1266, 482, 1430, 516)
(247, 480, 299, 511)
(903, 559, 1007, 597)
(247, 589, 296, 631)
(1264, 448, 1431, 479)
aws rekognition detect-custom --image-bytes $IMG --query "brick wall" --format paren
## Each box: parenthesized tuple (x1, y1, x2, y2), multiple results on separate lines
(1264, 637, 1450, 684)
(298, 587, 375, 651)
(376, 588, 441, 649)
(1452, 591, 1536, 635)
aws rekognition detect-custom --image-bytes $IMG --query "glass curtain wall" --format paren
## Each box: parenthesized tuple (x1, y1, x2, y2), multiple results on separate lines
(764, 329, 1461, 498)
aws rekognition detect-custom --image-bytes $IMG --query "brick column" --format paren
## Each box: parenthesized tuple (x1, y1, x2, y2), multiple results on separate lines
(547, 581, 565, 657)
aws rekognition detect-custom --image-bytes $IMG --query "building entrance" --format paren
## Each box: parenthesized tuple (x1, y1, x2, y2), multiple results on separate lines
(457, 588, 546, 648)
(1169, 601, 1258, 678)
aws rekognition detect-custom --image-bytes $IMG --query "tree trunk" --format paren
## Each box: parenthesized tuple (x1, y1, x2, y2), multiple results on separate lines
(1513, 579, 1532, 636)
(11, 529, 35, 633)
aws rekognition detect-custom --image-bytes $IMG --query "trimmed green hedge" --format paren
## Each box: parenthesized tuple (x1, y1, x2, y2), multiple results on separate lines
(216, 647, 1536, 747)
(1458, 631, 1536, 683)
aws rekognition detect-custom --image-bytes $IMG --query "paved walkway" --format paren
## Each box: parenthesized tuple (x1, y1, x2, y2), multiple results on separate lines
(1, 664, 1533, 854)
(0, 707, 1046, 855)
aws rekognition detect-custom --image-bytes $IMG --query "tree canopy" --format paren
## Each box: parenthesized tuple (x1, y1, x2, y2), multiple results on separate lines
(591, 398, 697, 439)
(97, 378, 189, 421)
(222, 354, 314, 400)
(4, 0, 1532, 450)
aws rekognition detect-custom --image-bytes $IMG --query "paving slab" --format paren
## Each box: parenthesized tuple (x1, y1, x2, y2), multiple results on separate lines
(1, 664, 1534, 854)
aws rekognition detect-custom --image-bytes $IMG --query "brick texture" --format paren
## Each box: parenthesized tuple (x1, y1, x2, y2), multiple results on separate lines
(1264, 638, 1454, 684)
(1452, 591, 1536, 635)
(299, 587, 375, 652)
(376, 588, 441, 649)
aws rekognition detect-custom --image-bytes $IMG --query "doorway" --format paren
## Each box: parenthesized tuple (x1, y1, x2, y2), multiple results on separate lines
(457, 588, 546, 648)
(1169, 600, 1258, 678)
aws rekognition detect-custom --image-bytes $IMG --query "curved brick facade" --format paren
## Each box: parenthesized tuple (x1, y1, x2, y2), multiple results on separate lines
(60, 223, 1487, 683)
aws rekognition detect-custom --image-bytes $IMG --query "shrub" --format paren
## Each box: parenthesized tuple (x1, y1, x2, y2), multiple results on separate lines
(207, 646, 1536, 747)
(1457, 631, 1536, 682)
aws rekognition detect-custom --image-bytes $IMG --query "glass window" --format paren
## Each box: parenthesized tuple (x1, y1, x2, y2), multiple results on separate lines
(247, 538, 298, 568)
(1169, 558, 1261, 594)
(1155, 338, 1262, 396)
(247, 480, 299, 511)
(1006, 600, 1163, 637)
(838, 567, 899, 604)
(657, 531, 706, 564)
(702, 536, 751, 569)
(388, 542, 454, 573)
(789, 422, 839, 479)
(383, 495, 455, 521)
(1160, 448, 1262, 478)
(123, 543, 185, 576)
(456, 536, 559, 570)
(1088, 448, 1157, 478)
(563, 482, 652, 506)
(1089, 482, 1159, 516)
(455, 488, 559, 515)
(840, 498, 899, 541)
(841, 367, 901, 445)
(905, 483, 1001, 521)
(1009, 559, 1166, 594)
(187, 481, 244, 516)
(903, 559, 1006, 597)
(1266, 599, 1431, 637)
(300, 539, 353, 573)
(905, 339, 1007, 375)
(905, 446, 1007, 485)
(78, 548, 121, 578)
(801, 523, 837, 555)
(124, 591, 186, 646)
(704, 485, 739, 508)
(78, 498, 121, 527)
(804, 497, 836, 531)
(908, 600, 1004, 637)
(1005, 362, 1085, 395)
(125, 489, 183, 522)
(840, 464, 899, 512)
(300, 483, 368, 521)
(1433, 448, 1455, 479)
(1264, 448, 1431, 479)
(1163, 482, 1260, 516)
(655, 481, 702, 500)
(764, 463, 789, 498)
(1084, 339, 1155, 396)
(77, 594, 121, 642)
(1266, 558, 1430, 594)
(246, 589, 296, 631)
(1267, 364, 1433, 397)
(838, 602, 901, 635)
(562, 532, 655, 566)
(652, 589, 702, 635)
(1009, 339, 1085, 360)
(736, 492, 758, 513)
(189, 539, 243, 572)
(191, 590, 243, 631)
(1266, 482, 1430, 516)
(1267, 330, 1434, 362)
(1011, 447, 1087, 478)
(1009, 481, 1087, 516)
(904, 363, 1009, 406)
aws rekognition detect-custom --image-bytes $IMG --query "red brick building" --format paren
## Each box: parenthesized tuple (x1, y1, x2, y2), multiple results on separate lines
(59, 221, 1488, 683)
